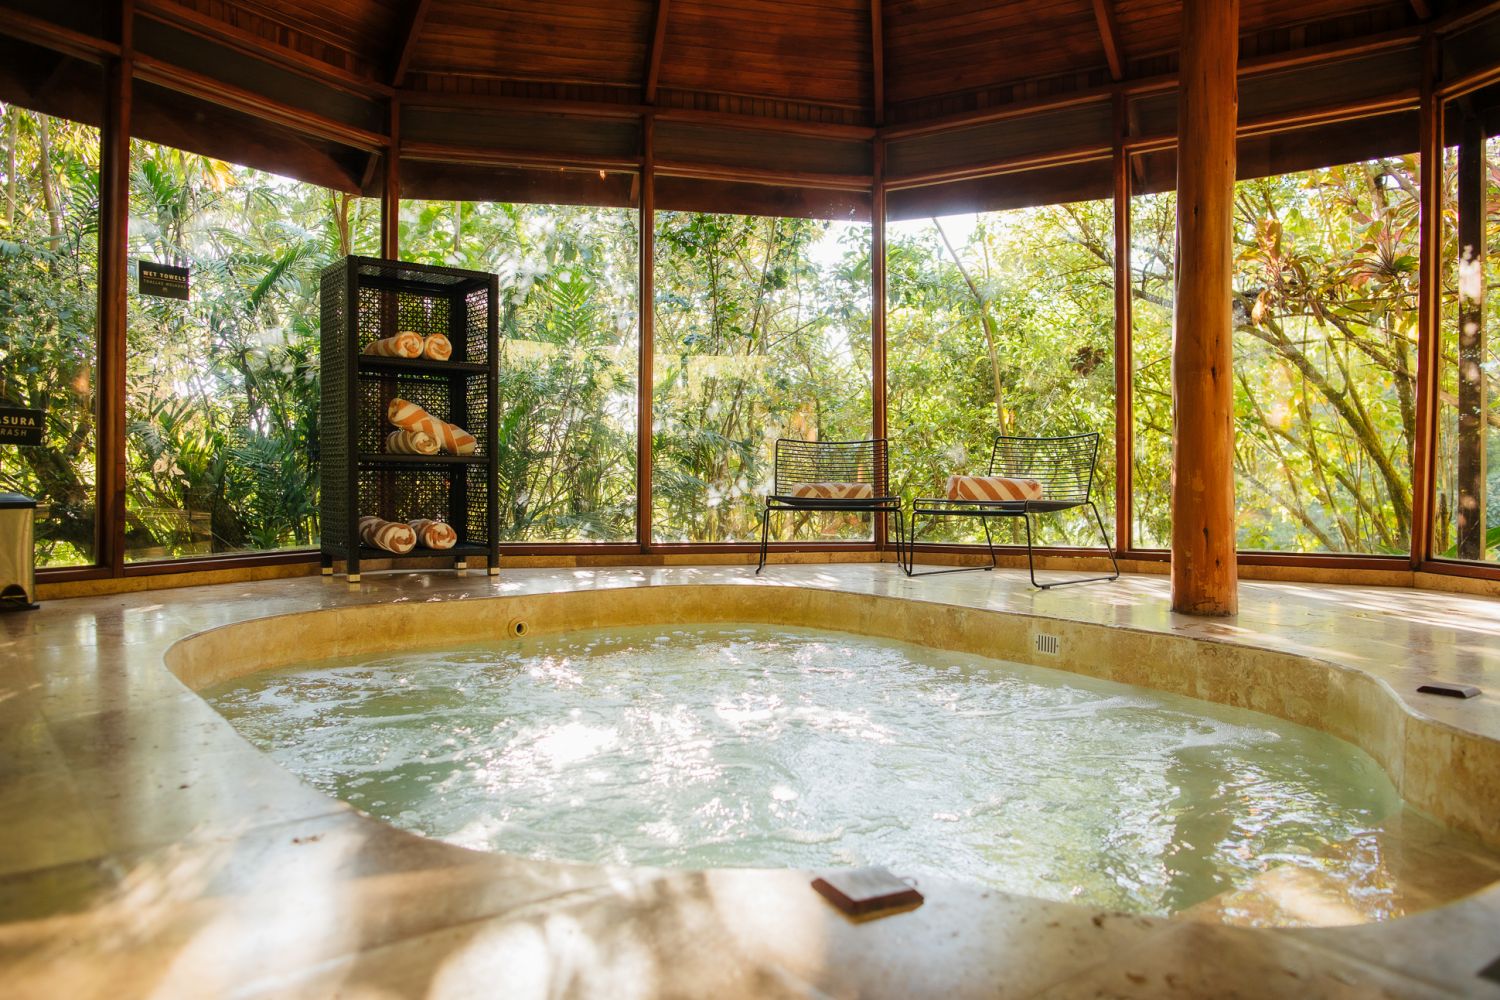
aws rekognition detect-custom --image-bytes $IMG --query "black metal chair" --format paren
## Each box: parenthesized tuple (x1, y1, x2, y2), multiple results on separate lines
(757, 438, 906, 573)
(903, 433, 1119, 589)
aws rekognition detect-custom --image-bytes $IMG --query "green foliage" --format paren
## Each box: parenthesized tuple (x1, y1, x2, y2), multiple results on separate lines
(1135, 159, 1423, 554)
(400, 200, 638, 542)
(0, 105, 100, 566)
(4, 102, 1494, 565)
(123, 141, 378, 559)
(652, 212, 872, 542)
(887, 204, 1117, 546)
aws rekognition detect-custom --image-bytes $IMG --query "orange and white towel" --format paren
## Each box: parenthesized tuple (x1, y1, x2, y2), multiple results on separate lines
(788, 482, 874, 500)
(422, 333, 452, 362)
(386, 398, 477, 455)
(363, 331, 423, 358)
(385, 428, 439, 455)
(944, 475, 1044, 502)
(359, 515, 416, 554)
(408, 518, 457, 550)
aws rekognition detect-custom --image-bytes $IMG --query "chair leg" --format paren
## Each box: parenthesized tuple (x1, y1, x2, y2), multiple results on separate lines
(1021, 511, 1041, 589)
(981, 518, 998, 571)
(756, 507, 771, 574)
(894, 508, 909, 575)
(1089, 501, 1121, 581)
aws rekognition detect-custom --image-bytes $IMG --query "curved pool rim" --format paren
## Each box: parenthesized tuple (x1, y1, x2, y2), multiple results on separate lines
(166, 582, 1500, 870)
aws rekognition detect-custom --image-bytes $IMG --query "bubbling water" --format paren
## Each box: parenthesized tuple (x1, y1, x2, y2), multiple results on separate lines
(206, 624, 1403, 915)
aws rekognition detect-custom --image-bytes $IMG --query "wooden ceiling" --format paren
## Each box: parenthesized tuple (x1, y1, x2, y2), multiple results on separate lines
(148, 0, 1431, 125)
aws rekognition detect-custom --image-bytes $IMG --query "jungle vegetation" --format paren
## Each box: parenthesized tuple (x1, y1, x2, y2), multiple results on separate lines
(1, 101, 1495, 566)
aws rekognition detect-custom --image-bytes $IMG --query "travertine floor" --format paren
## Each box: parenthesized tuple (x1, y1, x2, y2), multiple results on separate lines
(3, 563, 1500, 998)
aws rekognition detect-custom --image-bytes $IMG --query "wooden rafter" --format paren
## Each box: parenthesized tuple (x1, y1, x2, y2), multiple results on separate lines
(871, 0, 885, 126)
(390, 0, 433, 88)
(1091, 0, 1125, 80)
(644, 0, 671, 104)
(1409, 0, 1432, 18)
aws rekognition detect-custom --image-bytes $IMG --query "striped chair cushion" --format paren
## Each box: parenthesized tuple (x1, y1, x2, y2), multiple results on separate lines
(945, 475, 1044, 502)
(788, 482, 874, 500)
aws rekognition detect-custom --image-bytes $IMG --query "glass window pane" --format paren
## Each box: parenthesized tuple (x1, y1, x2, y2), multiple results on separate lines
(0, 104, 99, 567)
(652, 212, 873, 543)
(126, 142, 378, 561)
(1132, 154, 1420, 555)
(1129, 189, 1175, 550)
(1434, 124, 1499, 563)
(399, 200, 639, 542)
(887, 202, 1117, 547)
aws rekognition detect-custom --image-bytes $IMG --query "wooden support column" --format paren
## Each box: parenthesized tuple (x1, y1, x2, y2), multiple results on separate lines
(1170, 0, 1239, 615)
(1456, 111, 1489, 559)
(637, 117, 656, 551)
(1112, 94, 1132, 554)
(381, 98, 400, 259)
(872, 138, 888, 551)
(98, 1, 133, 574)
(1411, 34, 1440, 566)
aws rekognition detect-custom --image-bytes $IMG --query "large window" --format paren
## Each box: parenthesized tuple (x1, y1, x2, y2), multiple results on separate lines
(887, 201, 1116, 546)
(0, 104, 99, 567)
(652, 212, 872, 543)
(126, 142, 377, 560)
(1131, 151, 1420, 555)
(1435, 104, 1499, 564)
(400, 200, 639, 542)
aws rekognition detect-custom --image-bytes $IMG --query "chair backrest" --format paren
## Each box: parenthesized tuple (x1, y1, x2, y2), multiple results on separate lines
(987, 433, 1099, 505)
(773, 439, 889, 496)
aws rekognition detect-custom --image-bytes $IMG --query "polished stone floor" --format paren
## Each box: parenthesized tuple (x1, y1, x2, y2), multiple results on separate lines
(3, 564, 1500, 998)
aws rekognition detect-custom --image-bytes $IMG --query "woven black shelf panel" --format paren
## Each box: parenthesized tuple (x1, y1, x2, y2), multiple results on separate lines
(357, 467, 474, 532)
(355, 370, 490, 457)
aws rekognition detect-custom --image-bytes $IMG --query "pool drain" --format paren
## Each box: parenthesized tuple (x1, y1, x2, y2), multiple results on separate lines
(507, 618, 529, 638)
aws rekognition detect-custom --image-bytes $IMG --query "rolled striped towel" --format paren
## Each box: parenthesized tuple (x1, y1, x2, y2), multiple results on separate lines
(788, 482, 874, 500)
(945, 475, 1044, 502)
(359, 515, 416, 554)
(385, 428, 439, 455)
(422, 333, 453, 362)
(409, 518, 457, 549)
(386, 398, 478, 455)
(363, 331, 423, 358)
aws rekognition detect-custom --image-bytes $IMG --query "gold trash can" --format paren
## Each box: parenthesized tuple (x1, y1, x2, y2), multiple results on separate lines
(0, 493, 38, 610)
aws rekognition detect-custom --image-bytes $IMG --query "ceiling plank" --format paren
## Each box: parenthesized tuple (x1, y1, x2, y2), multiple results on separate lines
(871, 0, 885, 126)
(644, 0, 671, 103)
(1091, 0, 1125, 81)
(391, 0, 434, 88)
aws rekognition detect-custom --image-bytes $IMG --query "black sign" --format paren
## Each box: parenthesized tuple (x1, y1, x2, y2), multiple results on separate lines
(139, 260, 190, 300)
(0, 408, 44, 447)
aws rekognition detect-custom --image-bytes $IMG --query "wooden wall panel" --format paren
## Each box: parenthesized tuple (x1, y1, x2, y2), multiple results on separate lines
(400, 160, 639, 207)
(884, 0, 1103, 105)
(886, 157, 1114, 220)
(401, 106, 641, 159)
(657, 0, 871, 109)
(132, 80, 368, 191)
(413, 0, 655, 85)
(886, 100, 1113, 180)
(655, 120, 871, 176)
(134, 17, 385, 131)
(655, 176, 871, 221)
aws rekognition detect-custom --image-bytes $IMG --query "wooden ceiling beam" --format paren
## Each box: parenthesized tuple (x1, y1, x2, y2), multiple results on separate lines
(644, 0, 671, 104)
(390, 0, 433, 89)
(1409, 0, 1432, 18)
(1091, 0, 1125, 81)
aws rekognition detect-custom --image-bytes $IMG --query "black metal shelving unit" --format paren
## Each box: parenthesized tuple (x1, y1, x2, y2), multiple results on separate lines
(319, 256, 499, 581)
